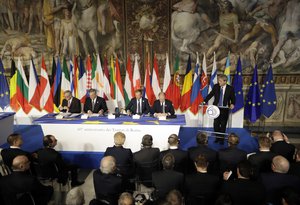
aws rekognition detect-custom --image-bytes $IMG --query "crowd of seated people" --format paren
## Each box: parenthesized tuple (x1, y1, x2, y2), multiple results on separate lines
(0, 130, 299, 205)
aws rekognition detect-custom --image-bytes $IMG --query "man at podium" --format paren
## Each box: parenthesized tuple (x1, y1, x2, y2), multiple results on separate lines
(203, 74, 235, 144)
(152, 92, 175, 117)
(125, 89, 150, 115)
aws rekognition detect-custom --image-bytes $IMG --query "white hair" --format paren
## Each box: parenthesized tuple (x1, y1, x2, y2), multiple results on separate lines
(100, 156, 116, 174)
(65, 187, 85, 205)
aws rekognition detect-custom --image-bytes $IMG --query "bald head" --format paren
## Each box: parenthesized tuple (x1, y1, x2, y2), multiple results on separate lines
(12, 155, 30, 171)
(272, 156, 290, 174)
(272, 130, 284, 141)
(100, 156, 116, 174)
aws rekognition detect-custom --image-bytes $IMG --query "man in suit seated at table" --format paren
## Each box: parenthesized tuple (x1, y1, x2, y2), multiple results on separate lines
(37, 135, 84, 187)
(1, 134, 32, 170)
(59, 90, 81, 113)
(84, 88, 108, 115)
(152, 92, 175, 117)
(93, 156, 124, 204)
(125, 89, 150, 115)
(0, 155, 53, 205)
(203, 74, 235, 144)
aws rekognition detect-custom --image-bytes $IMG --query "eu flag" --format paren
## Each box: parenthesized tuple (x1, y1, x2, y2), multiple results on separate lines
(232, 57, 243, 113)
(244, 65, 261, 123)
(0, 58, 10, 109)
(261, 65, 276, 118)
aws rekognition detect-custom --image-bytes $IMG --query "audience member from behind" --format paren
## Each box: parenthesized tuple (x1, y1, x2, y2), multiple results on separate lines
(218, 133, 247, 176)
(184, 155, 219, 204)
(166, 190, 183, 205)
(288, 149, 300, 178)
(152, 153, 184, 199)
(221, 160, 266, 205)
(160, 134, 188, 173)
(248, 136, 277, 176)
(214, 194, 233, 205)
(37, 135, 84, 187)
(118, 192, 134, 205)
(1, 133, 32, 169)
(261, 156, 300, 205)
(66, 187, 85, 205)
(281, 187, 300, 205)
(270, 130, 296, 162)
(188, 132, 217, 173)
(0, 155, 53, 205)
(104, 132, 133, 178)
(93, 156, 124, 204)
(133, 134, 160, 186)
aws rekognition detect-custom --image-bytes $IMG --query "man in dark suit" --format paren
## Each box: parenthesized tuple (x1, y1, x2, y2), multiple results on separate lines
(93, 156, 124, 204)
(125, 89, 150, 115)
(104, 132, 133, 178)
(133, 135, 160, 186)
(160, 134, 188, 173)
(185, 155, 220, 205)
(270, 130, 296, 163)
(1, 134, 32, 170)
(152, 153, 184, 199)
(248, 136, 277, 177)
(59, 90, 81, 113)
(288, 150, 300, 178)
(152, 92, 175, 117)
(203, 74, 235, 144)
(37, 135, 84, 187)
(84, 88, 108, 115)
(188, 132, 218, 174)
(218, 133, 247, 176)
(221, 160, 266, 205)
(0, 155, 53, 205)
(261, 156, 300, 205)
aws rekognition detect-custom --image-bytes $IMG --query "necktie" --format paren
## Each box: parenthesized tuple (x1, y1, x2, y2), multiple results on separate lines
(92, 99, 95, 111)
(162, 102, 165, 113)
(219, 87, 223, 107)
(68, 100, 71, 107)
(137, 99, 141, 114)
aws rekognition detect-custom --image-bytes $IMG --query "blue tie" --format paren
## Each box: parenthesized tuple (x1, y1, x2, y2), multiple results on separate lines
(219, 87, 223, 107)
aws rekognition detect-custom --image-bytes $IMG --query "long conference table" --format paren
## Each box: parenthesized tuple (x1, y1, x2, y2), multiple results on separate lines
(33, 114, 186, 154)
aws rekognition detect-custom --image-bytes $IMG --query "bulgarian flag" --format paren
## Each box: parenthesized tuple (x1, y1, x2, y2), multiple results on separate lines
(10, 59, 20, 111)
(16, 58, 32, 114)
(40, 55, 53, 113)
(115, 55, 125, 108)
(124, 55, 134, 105)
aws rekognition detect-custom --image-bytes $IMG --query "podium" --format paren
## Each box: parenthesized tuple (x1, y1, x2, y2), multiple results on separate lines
(198, 104, 231, 139)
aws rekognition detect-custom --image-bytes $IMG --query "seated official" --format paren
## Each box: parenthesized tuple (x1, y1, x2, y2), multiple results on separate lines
(152, 92, 175, 117)
(0, 155, 53, 205)
(104, 132, 133, 178)
(59, 90, 81, 113)
(93, 156, 124, 204)
(37, 135, 84, 187)
(125, 89, 150, 115)
(84, 88, 108, 115)
(1, 134, 33, 171)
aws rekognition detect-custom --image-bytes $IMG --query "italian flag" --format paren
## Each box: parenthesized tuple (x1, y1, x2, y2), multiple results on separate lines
(124, 55, 134, 105)
(17, 58, 32, 114)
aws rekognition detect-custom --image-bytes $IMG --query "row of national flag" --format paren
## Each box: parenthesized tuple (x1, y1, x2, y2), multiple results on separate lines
(0, 53, 276, 122)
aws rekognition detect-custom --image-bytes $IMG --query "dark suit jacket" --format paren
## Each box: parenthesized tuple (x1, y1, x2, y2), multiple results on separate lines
(1, 148, 31, 169)
(133, 147, 160, 182)
(288, 161, 300, 178)
(151, 99, 175, 115)
(61, 97, 81, 113)
(261, 172, 300, 205)
(84, 96, 108, 113)
(104, 146, 133, 177)
(248, 151, 277, 177)
(125, 97, 150, 114)
(0, 171, 53, 205)
(185, 172, 220, 204)
(270, 140, 295, 162)
(160, 149, 188, 173)
(221, 178, 266, 205)
(218, 147, 247, 174)
(188, 145, 218, 173)
(93, 169, 124, 204)
(204, 84, 235, 106)
(152, 170, 184, 198)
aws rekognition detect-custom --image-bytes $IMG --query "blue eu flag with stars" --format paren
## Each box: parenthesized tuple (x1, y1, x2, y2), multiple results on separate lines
(232, 57, 243, 113)
(261, 65, 276, 118)
(244, 65, 261, 123)
(0, 58, 10, 110)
